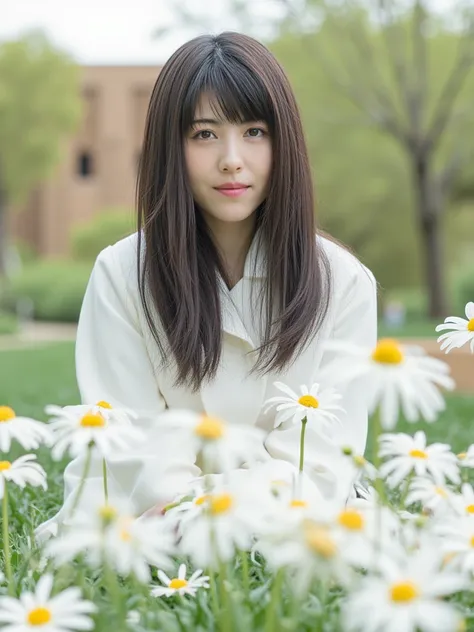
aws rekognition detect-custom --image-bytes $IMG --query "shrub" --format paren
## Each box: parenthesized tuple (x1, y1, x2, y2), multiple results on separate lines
(382, 287, 428, 321)
(0, 261, 92, 323)
(0, 310, 18, 335)
(71, 209, 135, 263)
(452, 264, 474, 316)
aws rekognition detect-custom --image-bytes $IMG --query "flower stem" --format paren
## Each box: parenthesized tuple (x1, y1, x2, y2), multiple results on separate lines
(295, 417, 308, 499)
(68, 443, 93, 523)
(371, 408, 385, 502)
(218, 561, 233, 632)
(265, 568, 284, 632)
(398, 472, 413, 510)
(240, 550, 250, 597)
(102, 458, 109, 504)
(2, 483, 14, 596)
(299, 417, 308, 473)
(209, 568, 220, 618)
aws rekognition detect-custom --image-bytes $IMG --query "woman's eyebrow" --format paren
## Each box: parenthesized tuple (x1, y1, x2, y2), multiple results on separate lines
(191, 117, 264, 126)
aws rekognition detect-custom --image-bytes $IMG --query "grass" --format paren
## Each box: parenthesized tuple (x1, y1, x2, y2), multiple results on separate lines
(0, 311, 18, 336)
(0, 342, 473, 630)
(1, 340, 473, 525)
(378, 319, 441, 339)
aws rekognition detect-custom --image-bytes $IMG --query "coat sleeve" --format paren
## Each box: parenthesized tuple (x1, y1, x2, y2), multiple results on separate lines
(263, 254, 378, 501)
(35, 243, 199, 540)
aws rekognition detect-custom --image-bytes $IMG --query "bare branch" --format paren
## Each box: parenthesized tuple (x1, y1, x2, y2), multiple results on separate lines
(411, 0, 429, 135)
(427, 18, 474, 149)
(277, 0, 410, 142)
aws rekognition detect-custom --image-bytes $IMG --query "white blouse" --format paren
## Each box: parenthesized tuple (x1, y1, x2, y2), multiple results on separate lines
(37, 231, 377, 538)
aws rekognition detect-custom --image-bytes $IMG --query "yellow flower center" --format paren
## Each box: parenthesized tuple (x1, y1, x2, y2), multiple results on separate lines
(435, 486, 448, 498)
(0, 461, 11, 471)
(118, 517, 133, 541)
(409, 449, 428, 459)
(465, 504, 474, 514)
(468, 319, 474, 332)
(195, 495, 209, 506)
(457, 452, 467, 460)
(209, 493, 233, 515)
(99, 505, 118, 522)
(169, 578, 188, 589)
(470, 536, 474, 548)
(290, 499, 308, 508)
(338, 509, 365, 531)
(27, 607, 52, 625)
(0, 406, 15, 422)
(195, 416, 225, 440)
(457, 620, 467, 632)
(96, 400, 112, 409)
(80, 412, 105, 427)
(297, 395, 319, 408)
(371, 339, 404, 365)
(442, 552, 456, 566)
(390, 581, 419, 603)
(353, 455, 366, 467)
(303, 523, 337, 558)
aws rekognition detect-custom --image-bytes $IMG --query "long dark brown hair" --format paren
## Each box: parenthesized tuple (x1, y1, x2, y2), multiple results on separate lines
(136, 31, 331, 391)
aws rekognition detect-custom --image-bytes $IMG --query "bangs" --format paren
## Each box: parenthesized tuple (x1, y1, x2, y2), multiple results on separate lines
(181, 55, 275, 132)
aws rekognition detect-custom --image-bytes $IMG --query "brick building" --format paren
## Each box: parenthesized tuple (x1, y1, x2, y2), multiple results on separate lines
(10, 65, 161, 258)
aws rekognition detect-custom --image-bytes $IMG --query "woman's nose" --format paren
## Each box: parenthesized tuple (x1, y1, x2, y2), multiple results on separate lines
(218, 140, 244, 173)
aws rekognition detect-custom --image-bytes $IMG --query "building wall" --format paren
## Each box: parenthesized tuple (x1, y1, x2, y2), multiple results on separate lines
(10, 65, 161, 258)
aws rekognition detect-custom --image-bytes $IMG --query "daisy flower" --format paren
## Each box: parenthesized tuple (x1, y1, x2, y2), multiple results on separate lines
(0, 406, 51, 453)
(45, 404, 145, 459)
(436, 515, 474, 576)
(378, 431, 460, 488)
(177, 474, 275, 569)
(257, 516, 352, 593)
(405, 477, 454, 516)
(0, 573, 96, 631)
(151, 564, 209, 598)
(0, 455, 47, 498)
(448, 483, 474, 519)
(46, 494, 175, 583)
(343, 546, 467, 632)
(436, 302, 474, 354)
(457, 445, 474, 469)
(322, 338, 454, 429)
(263, 382, 343, 432)
(156, 409, 268, 473)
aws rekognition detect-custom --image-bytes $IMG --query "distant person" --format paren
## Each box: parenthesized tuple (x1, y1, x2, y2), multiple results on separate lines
(38, 31, 377, 536)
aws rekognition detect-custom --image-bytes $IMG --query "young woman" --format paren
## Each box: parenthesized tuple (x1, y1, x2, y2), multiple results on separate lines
(40, 31, 377, 536)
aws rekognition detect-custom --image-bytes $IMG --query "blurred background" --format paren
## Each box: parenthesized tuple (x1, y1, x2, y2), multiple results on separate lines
(0, 0, 473, 392)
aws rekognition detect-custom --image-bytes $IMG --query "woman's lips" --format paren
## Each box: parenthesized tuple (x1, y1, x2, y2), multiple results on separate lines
(215, 186, 250, 197)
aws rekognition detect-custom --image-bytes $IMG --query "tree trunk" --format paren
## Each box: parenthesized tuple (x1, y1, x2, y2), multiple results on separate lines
(413, 156, 449, 319)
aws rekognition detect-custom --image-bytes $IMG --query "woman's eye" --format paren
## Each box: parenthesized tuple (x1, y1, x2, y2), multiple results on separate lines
(247, 127, 265, 137)
(194, 130, 215, 140)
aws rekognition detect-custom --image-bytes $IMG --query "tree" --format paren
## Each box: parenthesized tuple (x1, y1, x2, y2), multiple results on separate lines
(158, 0, 474, 317)
(0, 30, 81, 276)
(279, 0, 474, 317)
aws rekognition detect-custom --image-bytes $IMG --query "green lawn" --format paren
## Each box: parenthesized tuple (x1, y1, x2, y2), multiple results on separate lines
(1, 340, 473, 527)
(378, 319, 441, 339)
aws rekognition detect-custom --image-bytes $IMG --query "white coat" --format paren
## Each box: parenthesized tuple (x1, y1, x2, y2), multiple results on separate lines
(36, 231, 377, 538)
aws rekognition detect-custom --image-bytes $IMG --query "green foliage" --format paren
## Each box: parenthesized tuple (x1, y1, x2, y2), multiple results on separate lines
(268, 6, 474, 296)
(0, 310, 18, 335)
(0, 30, 81, 206)
(70, 209, 135, 263)
(0, 261, 91, 323)
(452, 264, 474, 315)
(382, 287, 428, 322)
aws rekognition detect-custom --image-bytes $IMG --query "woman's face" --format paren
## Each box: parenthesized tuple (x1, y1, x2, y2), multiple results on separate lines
(184, 93, 272, 229)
